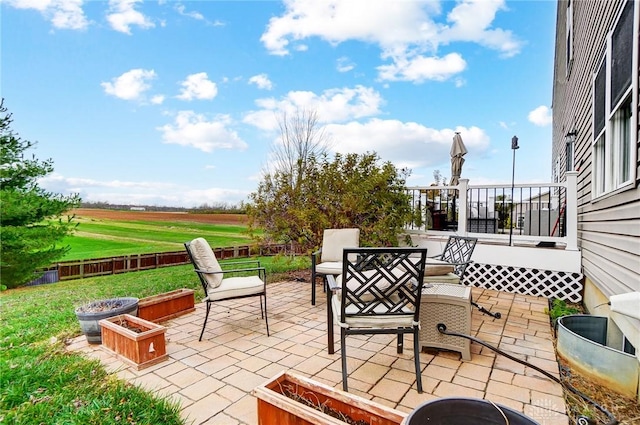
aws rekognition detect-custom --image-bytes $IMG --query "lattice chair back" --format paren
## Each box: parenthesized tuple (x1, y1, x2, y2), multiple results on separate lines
(340, 248, 427, 324)
(439, 236, 478, 279)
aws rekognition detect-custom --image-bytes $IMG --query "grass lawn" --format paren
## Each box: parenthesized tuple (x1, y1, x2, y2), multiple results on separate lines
(0, 255, 309, 424)
(63, 216, 255, 261)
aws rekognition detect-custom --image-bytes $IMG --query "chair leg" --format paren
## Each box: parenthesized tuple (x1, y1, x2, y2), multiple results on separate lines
(341, 329, 348, 392)
(397, 332, 404, 354)
(311, 269, 317, 306)
(413, 329, 423, 393)
(199, 302, 211, 341)
(263, 294, 270, 336)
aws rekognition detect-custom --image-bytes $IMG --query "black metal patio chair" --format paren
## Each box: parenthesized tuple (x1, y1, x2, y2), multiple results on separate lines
(184, 237, 269, 341)
(329, 247, 428, 393)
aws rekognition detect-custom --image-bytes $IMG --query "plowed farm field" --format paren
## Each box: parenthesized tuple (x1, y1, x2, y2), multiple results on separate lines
(63, 209, 252, 261)
(72, 208, 247, 224)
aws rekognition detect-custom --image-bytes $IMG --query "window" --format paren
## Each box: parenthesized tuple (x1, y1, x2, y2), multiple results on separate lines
(592, 0, 637, 197)
(566, 137, 575, 172)
(566, 0, 573, 75)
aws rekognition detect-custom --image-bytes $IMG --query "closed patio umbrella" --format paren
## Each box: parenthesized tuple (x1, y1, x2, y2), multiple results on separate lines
(450, 132, 468, 187)
(449, 132, 467, 225)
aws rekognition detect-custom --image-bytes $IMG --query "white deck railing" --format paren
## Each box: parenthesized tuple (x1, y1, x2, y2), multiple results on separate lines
(405, 172, 578, 251)
(405, 172, 583, 302)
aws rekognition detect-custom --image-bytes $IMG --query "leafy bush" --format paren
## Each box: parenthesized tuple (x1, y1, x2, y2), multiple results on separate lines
(247, 152, 412, 252)
(546, 298, 581, 323)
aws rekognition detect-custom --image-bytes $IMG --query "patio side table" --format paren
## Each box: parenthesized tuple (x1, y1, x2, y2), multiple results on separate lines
(419, 283, 472, 360)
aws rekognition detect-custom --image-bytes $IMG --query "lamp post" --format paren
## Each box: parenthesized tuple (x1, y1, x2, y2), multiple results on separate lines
(509, 135, 519, 246)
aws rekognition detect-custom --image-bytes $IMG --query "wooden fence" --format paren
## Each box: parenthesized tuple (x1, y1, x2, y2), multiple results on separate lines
(32, 243, 299, 284)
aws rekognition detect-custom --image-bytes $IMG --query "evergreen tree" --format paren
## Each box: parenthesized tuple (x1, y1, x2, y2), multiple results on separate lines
(0, 100, 80, 289)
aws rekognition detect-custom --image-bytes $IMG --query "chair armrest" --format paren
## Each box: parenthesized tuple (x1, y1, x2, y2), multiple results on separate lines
(194, 268, 224, 275)
(195, 266, 266, 275)
(311, 248, 322, 267)
(326, 274, 339, 291)
(221, 259, 261, 268)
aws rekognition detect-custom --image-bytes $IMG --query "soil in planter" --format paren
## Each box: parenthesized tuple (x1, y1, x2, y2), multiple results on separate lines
(76, 299, 134, 313)
(111, 318, 148, 333)
(280, 382, 370, 425)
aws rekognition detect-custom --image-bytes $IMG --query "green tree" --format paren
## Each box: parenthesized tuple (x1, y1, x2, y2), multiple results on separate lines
(247, 151, 412, 252)
(0, 100, 80, 289)
(494, 194, 512, 231)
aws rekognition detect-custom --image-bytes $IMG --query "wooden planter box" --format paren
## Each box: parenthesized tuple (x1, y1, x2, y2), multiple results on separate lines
(99, 314, 168, 370)
(138, 288, 195, 323)
(252, 371, 406, 425)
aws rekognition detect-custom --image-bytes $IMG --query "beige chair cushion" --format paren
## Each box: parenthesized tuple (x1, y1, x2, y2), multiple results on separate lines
(320, 228, 360, 263)
(424, 272, 461, 284)
(425, 264, 455, 275)
(332, 294, 415, 328)
(315, 261, 342, 275)
(335, 268, 406, 302)
(190, 237, 223, 290)
(424, 258, 455, 276)
(207, 276, 264, 301)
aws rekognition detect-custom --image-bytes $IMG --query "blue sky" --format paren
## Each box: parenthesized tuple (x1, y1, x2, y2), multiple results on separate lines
(2, 0, 557, 208)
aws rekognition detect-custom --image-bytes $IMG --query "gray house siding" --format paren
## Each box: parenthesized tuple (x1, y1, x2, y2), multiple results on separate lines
(552, 0, 640, 305)
(552, 0, 639, 371)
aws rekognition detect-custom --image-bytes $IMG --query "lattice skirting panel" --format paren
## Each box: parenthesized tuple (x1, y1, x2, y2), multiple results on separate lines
(466, 263, 584, 303)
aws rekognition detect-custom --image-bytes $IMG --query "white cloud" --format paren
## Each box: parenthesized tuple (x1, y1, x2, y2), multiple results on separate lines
(175, 3, 204, 20)
(150, 94, 165, 105)
(101, 68, 157, 101)
(248, 74, 273, 90)
(336, 57, 355, 73)
(157, 110, 247, 152)
(528, 105, 552, 126)
(174, 3, 223, 27)
(260, 0, 521, 83)
(243, 85, 384, 130)
(177, 72, 218, 101)
(106, 0, 155, 35)
(39, 173, 249, 207)
(438, 0, 521, 58)
(325, 120, 490, 169)
(377, 52, 466, 83)
(7, 0, 89, 30)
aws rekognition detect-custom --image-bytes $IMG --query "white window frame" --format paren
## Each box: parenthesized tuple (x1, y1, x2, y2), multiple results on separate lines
(591, 0, 638, 199)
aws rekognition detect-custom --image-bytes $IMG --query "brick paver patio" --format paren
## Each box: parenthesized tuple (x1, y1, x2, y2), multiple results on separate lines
(67, 280, 569, 425)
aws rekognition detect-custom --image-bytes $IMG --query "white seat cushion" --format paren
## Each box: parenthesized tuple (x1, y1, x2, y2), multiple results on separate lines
(190, 237, 224, 289)
(206, 276, 264, 301)
(424, 272, 460, 284)
(425, 258, 456, 276)
(335, 267, 408, 302)
(332, 294, 415, 328)
(315, 261, 342, 275)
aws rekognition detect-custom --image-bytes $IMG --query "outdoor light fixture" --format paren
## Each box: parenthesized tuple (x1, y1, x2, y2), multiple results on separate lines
(565, 130, 577, 144)
(511, 135, 520, 150)
(510, 136, 519, 246)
